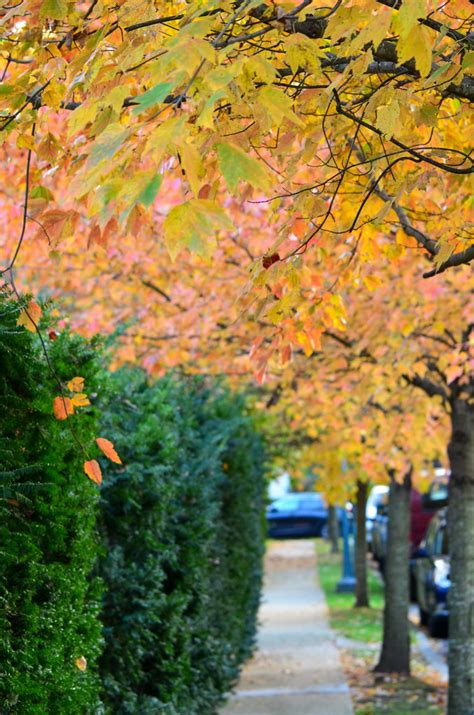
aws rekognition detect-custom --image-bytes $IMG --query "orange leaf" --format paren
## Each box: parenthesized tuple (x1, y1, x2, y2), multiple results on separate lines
(96, 437, 122, 464)
(67, 376, 85, 392)
(17, 301, 42, 332)
(75, 656, 87, 671)
(281, 343, 292, 364)
(84, 459, 102, 485)
(53, 396, 74, 420)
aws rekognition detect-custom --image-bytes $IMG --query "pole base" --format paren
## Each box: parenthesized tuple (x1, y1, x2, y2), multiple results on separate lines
(336, 577, 356, 593)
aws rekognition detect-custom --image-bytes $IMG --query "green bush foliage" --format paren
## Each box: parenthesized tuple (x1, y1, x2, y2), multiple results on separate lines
(0, 293, 103, 714)
(99, 369, 267, 714)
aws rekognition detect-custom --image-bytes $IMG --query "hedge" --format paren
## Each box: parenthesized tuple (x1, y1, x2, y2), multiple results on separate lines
(98, 368, 268, 714)
(0, 293, 103, 713)
(0, 293, 268, 714)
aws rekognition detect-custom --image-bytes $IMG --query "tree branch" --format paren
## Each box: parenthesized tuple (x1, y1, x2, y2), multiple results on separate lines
(423, 244, 474, 278)
(403, 373, 448, 402)
(333, 89, 473, 175)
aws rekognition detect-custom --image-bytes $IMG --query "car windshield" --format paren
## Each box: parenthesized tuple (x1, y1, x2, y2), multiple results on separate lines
(270, 494, 324, 512)
(299, 497, 324, 510)
(271, 497, 299, 512)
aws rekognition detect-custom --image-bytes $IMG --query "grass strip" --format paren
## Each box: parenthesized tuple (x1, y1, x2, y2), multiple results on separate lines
(315, 539, 446, 715)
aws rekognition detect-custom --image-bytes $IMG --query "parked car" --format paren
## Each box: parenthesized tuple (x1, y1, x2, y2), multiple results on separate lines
(371, 494, 388, 567)
(372, 488, 436, 600)
(414, 509, 449, 638)
(267, 492, 328, 538)
(366, 485, 389, 552)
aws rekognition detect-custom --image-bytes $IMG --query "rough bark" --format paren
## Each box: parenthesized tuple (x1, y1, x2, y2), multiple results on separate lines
(354, 480, 370, 608)
(447, 398, 474, 715)
(328, 504, 339, 554)
(374, 471, 411, 674)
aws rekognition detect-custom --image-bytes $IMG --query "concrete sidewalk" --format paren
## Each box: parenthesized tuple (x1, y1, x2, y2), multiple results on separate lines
(221, 540, 353, 715)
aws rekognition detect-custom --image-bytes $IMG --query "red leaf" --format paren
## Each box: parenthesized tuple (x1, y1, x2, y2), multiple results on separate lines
(262, 253, 280, 269)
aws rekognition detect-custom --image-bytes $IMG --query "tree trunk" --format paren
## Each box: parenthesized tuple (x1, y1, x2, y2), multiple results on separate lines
(374, 471, 411, 674)
(328, 504, 339, 554)
(354, 480, 369, 608)
(447, 398, 474, 715)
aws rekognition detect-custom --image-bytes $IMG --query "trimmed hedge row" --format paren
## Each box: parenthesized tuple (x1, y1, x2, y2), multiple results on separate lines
(0, 296, 103, 714)
(98, 368, 267, 714)
(0, 293, 268, 714)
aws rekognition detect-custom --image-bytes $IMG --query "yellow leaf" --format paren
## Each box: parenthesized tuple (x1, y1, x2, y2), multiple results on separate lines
(16, 133, 35, 151)
(395, 4, 433, 79)
(84, 459, 102, 486)
(17, 301, 42, 332)
(67, 100, 100, 138)
(42, 81, 66, 111)
(67, 376, 85, 392)
(163, 199, 233, 261)
(375, 100, 400, 138)
(284, 34, 321, 75)
(75, 656, 87, 672)
(363, 275, 382, 291)
(179, 141, 205, 197)
(204, 63, 242, 91)
(296, 331, 313, 357)
(256, 86, 303, 129)
(412, 26, 433, 78)
(71, 393, 91, 407)
(102, 85, 130, 114)
(144, 116, 186, 161)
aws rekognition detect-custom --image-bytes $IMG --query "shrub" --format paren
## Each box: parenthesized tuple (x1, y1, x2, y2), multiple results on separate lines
(98, 369, 267, 714)
(0, 293, 103, 714)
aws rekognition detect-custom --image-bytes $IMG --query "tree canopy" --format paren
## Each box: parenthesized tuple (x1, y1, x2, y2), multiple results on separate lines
(1, 0, 472, 314)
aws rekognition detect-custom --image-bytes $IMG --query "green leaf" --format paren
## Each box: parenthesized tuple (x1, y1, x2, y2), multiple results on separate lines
(137, 174, 162, 208)
(462, 51, 474, 71)
(30, 186, 54, 201)
(196, 89, 227, 129)
(132, 83, 174, 115)
(163, 199, 233, 260)
(87, 123, 129, 168)
(40, 0, 67, 19)
(216, 143, 271, 194)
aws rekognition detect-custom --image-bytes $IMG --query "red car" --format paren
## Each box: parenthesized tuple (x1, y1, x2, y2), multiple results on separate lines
(409, 490, 437, 600)
(372, 489, 436, 601)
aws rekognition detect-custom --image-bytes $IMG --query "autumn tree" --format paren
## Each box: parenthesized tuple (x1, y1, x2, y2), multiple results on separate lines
(1, 0, 473, 712)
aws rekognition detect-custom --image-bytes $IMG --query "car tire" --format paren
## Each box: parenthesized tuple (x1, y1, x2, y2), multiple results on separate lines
(419, 606, 429, 626)
(409, 571, 418, 603)
(379, 557, 385, 578)
(428, 614, 448, 638)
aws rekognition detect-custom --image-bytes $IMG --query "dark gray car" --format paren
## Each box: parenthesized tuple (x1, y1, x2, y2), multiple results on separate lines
(414, 509, 449, 638)
(267, 492, 328, 538)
